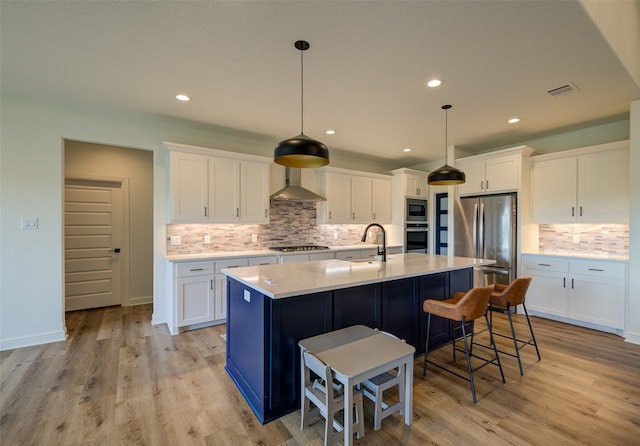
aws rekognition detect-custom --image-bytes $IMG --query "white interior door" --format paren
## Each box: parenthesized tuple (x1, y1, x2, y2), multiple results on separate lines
(65, 181, 122, 311)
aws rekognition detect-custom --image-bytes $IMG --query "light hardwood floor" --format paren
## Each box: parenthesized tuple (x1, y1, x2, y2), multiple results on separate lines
(1, 304, 639, 445)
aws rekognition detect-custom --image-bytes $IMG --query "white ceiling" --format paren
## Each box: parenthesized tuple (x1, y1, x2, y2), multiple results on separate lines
(2, 1, 639, 166)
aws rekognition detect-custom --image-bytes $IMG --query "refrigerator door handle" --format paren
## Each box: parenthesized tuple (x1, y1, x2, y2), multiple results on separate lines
(473, 203, 479, 257)
(478, 202, 485, 259)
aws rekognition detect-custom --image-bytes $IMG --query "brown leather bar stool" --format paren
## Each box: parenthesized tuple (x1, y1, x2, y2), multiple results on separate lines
(422, 285, 505, 404)
(487, 276, 541, 375)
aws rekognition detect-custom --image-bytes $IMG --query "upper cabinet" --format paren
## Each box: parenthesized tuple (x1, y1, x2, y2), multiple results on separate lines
(456, 152, 523, 196)
(317, 168, 392, 224)
(531, 141, 629, 223)
(404, 172, 428, 198)
(167, 142, 270, 224)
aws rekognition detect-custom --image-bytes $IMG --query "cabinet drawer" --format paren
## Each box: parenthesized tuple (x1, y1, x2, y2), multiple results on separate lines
(248, 256, 279, 266)
(176, 261, 215, 277)
(570, 261, 626, 278)
(522, 256, 568, 272)
(215, 258, 249, 274)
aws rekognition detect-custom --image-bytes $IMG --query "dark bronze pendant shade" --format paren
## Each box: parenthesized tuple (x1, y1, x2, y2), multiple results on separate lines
(428, 104, 465, 185)
(274, 40, 329, 168)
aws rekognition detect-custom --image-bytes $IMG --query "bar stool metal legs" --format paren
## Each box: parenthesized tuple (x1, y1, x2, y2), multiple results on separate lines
(422, 286, 505, 404)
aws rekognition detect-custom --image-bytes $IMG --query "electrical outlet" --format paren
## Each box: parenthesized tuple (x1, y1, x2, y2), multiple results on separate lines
(204, 235, 211, 244)
(334, 232, 338, 240)
(170, 235, 181, 246)
(252, 234, 258, 243)
(573, 234, 580, 243)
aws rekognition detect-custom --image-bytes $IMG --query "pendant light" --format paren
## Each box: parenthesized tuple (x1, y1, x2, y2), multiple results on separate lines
(274, 40, 329, 168)
(428, 104, 466, 185)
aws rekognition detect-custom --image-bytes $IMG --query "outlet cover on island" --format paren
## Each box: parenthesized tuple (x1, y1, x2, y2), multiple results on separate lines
(170, 235, 181, 246)
(252, 234, 258, 243)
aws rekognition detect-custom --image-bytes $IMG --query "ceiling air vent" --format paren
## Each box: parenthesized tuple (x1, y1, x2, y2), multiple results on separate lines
(546, 82, 580, 97)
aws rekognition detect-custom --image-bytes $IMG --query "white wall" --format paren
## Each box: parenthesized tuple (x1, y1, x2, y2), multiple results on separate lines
(625, 99, 640, 344)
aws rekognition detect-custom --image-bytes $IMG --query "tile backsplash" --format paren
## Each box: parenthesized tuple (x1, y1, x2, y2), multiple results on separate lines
(538, 224, 629, 257)
(167, 201, 370, 255)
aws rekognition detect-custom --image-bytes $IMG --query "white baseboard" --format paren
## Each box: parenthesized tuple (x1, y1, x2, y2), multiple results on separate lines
(127, 295, 153, 306)
(0, 330, 66, 352)
(623, 330, 640, 345)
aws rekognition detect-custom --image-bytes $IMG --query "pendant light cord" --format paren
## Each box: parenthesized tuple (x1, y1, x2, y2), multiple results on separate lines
(300, 48, 304, 135)
(442, 104, 452, 162)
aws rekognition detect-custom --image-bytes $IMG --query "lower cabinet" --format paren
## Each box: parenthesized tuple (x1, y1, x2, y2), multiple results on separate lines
(176, 261, 215, 327)
(523, 255, 627, 331)
(173, 255, 278, 332)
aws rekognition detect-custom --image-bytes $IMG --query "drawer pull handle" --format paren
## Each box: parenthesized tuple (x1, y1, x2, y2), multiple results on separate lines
(190, 268, 204, 272)
(539, 263, 551, 267)
(588, 268, 604, 272)
(227, 265, 240, 268)
(563, 277, 566, 288)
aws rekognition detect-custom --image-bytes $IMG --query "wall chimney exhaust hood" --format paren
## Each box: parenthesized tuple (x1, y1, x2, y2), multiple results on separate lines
(270, 167, 326, 202)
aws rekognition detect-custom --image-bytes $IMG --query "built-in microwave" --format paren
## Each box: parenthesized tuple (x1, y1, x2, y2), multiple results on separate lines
(406, 198, 427, 222)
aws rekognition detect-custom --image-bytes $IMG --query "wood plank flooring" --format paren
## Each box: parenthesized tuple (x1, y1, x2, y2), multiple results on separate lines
(2, 304, 639, 445)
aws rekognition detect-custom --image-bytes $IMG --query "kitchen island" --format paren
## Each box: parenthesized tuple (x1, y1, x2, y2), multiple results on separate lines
(223, 253, 493, 423)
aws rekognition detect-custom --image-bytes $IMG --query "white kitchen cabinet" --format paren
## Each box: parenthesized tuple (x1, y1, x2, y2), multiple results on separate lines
(531, 142, 629, 223)
(523, 254, 626, 331)
(169, 151, 208, 222)
(372, 179, 392, 222)
(405, 172, 428, 198)
(167, 143, 270, 224)
(324, 171, 352, 223)
(319, 168, 392, 224)
(213, 258, 249, 321)
(456, 153, 520, 196)
(175, 261, 215, 327)
(335, 249, 377, 261)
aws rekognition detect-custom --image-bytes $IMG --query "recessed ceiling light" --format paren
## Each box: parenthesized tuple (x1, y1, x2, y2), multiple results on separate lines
(426, 79, 442, 88)
(403, 147, 411, 152)
(325, 129, 335, 135)
(176, 94, 191, 102)
(508, 118, 520, 124)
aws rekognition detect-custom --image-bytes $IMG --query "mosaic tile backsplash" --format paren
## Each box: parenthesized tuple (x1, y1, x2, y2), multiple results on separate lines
(167, 201, 372, 254)
(538, 224, 629, 257)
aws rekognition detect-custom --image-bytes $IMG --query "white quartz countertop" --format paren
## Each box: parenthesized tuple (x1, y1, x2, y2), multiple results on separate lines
(223, 253, 495, 299)
(166, 244, 401, 262)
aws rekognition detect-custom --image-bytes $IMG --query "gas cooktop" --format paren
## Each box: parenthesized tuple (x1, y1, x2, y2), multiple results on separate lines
(269, 245, 330, 252)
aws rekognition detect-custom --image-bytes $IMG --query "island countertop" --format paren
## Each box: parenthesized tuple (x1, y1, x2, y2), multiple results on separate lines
(222, 253, 495, 299)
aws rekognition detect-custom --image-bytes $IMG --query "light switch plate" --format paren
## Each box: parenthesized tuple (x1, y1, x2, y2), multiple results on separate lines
(20, 217, 38, 229)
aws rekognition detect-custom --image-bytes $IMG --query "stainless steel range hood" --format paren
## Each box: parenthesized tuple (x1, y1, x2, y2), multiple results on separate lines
(270, 167, 326, 202)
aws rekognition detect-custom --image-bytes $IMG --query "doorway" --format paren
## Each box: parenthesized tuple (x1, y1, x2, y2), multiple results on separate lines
(64, 140, 153, 312)
(435, 193, 448, 255)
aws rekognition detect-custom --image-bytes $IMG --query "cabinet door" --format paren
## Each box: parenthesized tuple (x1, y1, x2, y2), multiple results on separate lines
(209, 157, 240, 223)
(381, 278, 418, 347)
(214, 274, 227, 320)
(372, 179, 392, 223)
(333, 284, 381, 329)
(456, 161, 485, 196)
(578, 149, 629, 222)
(170, 152, 208, 222)
(177, 275, 214, 326)
(523, 269, 568, 317)
(418, 273, 449, 354)
(241, 161, 269, 223)
(350, 176, 372, 222)
(568, 274, 625, 329)
(405, 174, 427, 198)
(531, 157, 578, 223)
(485, 154, 519, 193)
(325, 172, 351, 223)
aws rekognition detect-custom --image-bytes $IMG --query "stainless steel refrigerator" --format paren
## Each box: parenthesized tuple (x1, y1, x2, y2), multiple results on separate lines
(454, 194, 517, 287)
